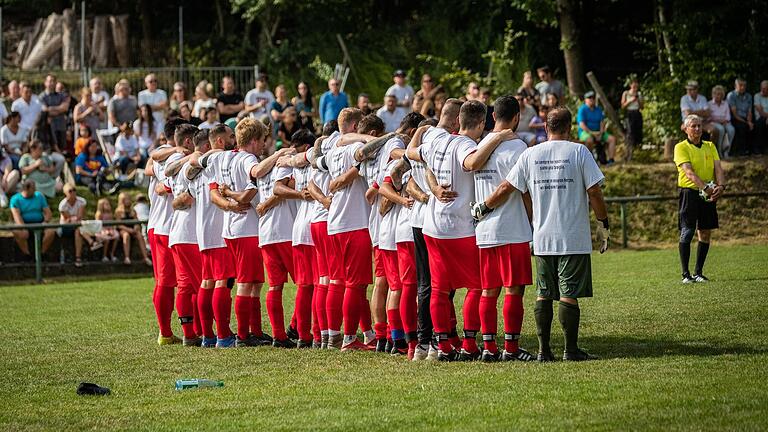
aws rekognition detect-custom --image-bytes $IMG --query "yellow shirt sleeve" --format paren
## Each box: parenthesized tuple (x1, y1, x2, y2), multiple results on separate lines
(673, 141, 690, 167)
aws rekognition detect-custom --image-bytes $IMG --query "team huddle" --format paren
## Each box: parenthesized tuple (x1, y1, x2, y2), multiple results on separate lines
(146, 95, 610, 362)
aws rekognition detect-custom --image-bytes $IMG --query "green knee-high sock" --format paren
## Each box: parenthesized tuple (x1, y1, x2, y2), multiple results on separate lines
(534, 299, 553, 354)
(558, 301, 581, 354)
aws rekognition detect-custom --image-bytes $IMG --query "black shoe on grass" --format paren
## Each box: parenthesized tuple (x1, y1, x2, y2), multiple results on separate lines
(501, 348, 536, 362)
(563, 349, 598, 361)
(480, 350, 501, 362)
(437, 349, 459, 362)
(537, 350, 556, 362)
(457, 348, 481, 362)
(286, 326, 299, 340)
(272, 338, 297, 349)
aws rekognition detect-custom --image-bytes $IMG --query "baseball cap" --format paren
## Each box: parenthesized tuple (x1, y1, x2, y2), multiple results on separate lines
(584, 90, 596, 99)
(685, 80, 699, 89)
(393, 69, 406, 77)
(224, 117, 238, 130)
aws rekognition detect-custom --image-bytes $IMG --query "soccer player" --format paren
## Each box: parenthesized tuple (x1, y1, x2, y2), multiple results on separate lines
(674, 114, 726, 283)
(473, 106, 610, 361)
(405, 99, 515, 361)
(470, 95, 535, 362)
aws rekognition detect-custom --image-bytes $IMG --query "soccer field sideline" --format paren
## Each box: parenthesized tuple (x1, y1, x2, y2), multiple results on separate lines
(1, 245, 766, 431)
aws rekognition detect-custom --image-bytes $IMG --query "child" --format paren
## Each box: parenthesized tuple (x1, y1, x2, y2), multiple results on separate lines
(198, 107, 220, 130)
(114, 122, 142, 176)
(133, 193, 151, 253)
(95, 198, 120, 262)
(74, 125, 92, 156)
(115, 192, 152, 266)
(530, 106, 548, 145)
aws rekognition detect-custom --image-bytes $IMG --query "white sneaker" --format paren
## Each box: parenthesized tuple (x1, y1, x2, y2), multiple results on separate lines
(0, 191, 8, 208)
(101, 257, 109, 263)
(426, 342, 439, 361)
(412, 343, 430, 361)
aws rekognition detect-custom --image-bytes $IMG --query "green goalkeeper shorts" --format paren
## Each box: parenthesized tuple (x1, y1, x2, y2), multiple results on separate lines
(535, 254, 593, 300)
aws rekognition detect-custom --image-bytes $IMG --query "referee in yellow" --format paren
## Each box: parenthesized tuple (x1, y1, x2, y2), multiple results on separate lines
(674, 114, 726, 283)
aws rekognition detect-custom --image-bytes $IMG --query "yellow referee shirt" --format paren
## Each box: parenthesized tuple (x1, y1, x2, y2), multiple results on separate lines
(673, 139, 719, 189)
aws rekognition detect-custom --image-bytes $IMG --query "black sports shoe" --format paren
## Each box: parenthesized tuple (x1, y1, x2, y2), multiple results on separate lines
(391, 339, 408, 355)
(537, 350, 556, 362)
(375, 338, 388, 353)
(480, 349, 501, 362)
(681, 273, 696, 284)
(692, 274, 709, 283)
(286, 326, 299, 340)
(77, 382, 111, 396)
(312, 340, 322, 349)
(501, 348, 536, 362)
(457, 348, 481, 362)
(437, 349, 459, 362)
(297, 340, 313, 349)
(384, 339, 394, 354)
(235, 335, 261, 347)
(272, 338, 296, 349)
(255, 333, 273, 345)
(563, 349, 598, 361)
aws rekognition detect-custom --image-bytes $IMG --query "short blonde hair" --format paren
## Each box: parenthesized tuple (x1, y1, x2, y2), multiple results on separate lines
(235, 117, 268, 148)
(711, 85, 725, 98)
(337, 107, 363, 131)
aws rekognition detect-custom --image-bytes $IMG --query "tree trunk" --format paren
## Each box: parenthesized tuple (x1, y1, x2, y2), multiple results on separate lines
(556, 0, 585, 96)
(22, 13, 63, 70)
(90, 15, 111, 68)
(110, 15, 130, 68)
(62, 8, 78, 70)
(656, 0, 675, 77)
(138, 0, 154, 55)
(214, 0, 226, 38)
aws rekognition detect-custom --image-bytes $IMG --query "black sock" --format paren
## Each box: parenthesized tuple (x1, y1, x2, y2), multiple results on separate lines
(695, 242, 710, 275)
(534, 299, 553, 354)
(679, 242, 691, 276)
(558, 301, 581, 354)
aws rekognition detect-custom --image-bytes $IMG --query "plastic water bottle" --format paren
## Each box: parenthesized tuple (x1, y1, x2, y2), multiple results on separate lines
(175, 379, 224, 391)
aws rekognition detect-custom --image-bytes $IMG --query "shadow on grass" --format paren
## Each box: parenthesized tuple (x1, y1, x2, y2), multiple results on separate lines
(579, 335, 768, 359)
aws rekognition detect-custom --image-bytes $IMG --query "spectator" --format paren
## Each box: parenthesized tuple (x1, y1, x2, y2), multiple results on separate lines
(535, 66, 565, 107)
(708, 85, 734, 157)
(18, 140, 59, 197)
(479, 87, 495, 131)
(216, 76, 244, 122)
(178, 101, 201, 126)
(114, 122, 143, 175)
(58, 184, 97, 267)
(292, 81, 316, 130)
(7, 80, 21, 104)
(0, 148, 20, 207)
(73, 87, 103, 140)
(621, 78, 644, 161)
(545, 92, 560, 109)
(169, 81, 188, 111)
(114, 192, 152, 266)
(89, 77, 110, 114)
(75, 140, 109, 194)
(376, 94, 407, 133)
(244, 74, 275, 121)
(530, 105, 549, 145)
(319, 78, 348, 125)
(577, 91, 616, 165)
(277, 107, 301, 144)
(0, 89, 7, 125)
(464, 82, 480, 101)
(356, 93, 372, 115)
(1, 111, 29, 168)
(10, 179, 56, 259)
(138, 73, 168, 128)
(386, 69, 415, 110)
(133, 193, 150, 252)
(726, 78, 754, 155)
(57, 81, 78, 121)
(515, 93, 538, 146)
(94, 198, 120, 263)
(198, 107, 220, 130)
(133, 104, 158, 157)
(754, 80, 768, 154)
(39, 74, 70, 153)
(269, 84, 292, 129)
(74, 124, 92, 156)
(108, 80, 138, 129)
(680, 80, 717, 143)
(12, 82, 42, 133)
(192, 80, 216, 119)
(414, 74, 435, 106)
(431, 90, 447, 120)
(517, 71, 540, 109)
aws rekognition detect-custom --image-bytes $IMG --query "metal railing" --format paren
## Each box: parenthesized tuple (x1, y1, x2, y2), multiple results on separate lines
(0, 219, 146, 283)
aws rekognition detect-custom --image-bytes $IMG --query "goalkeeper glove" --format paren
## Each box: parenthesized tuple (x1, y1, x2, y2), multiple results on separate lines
(596, 218, 610, 254)
(470, 201, 493, 221)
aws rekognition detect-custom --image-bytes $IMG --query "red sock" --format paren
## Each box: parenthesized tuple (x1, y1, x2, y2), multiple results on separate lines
(266, 290, 287, 340)
(212, 286, 233, 339)
(197, 287, 215, 338)
(462, 289, 481, 353)
(191, 293, 201, 337)
(479, 294, 498, 353)
(343, 284, 362, 336)
(296, 284, 313, 341)
(449, 296, 458, 336)
(314, 284, 328, 331)
(504, 294, 524, 352)
(153, 285, 174, 337)
(374, 322, 388, 339)
(387, 308, 403, 338)
(250, 296, 263, 337)
(234, 295, 251, 340)
(175, 290, 196, 339)
(326, 282, 344, 332)
(359, 295, 372, 333)
(400, 283, 418, 335)
(430, 290, 452, 352)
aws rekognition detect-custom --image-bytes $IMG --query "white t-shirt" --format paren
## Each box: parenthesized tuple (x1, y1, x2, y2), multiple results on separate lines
(473, 133, 532, 247)
(291, 164, 315, 246)
(193, 98, 216, 118)
(506, 140, 604, 255)
(91, 90, 110, 107)
(194, 151, 227, 250)
(310, 131, 340, 223)
(419, 133, 477, 239)
(216, 150, 260, 239)
(115, 134, 139, 157)
(386, 84, 415, 107)
(517, 105, 537, 133)
(146, 145, 175, 235)
(679, 94, 709, 121)
(169, 161, 198, 246)
(244, 89, 275, 118)
(133, 119, 157, 152)
(360, 136, 405, 246)
(138, 89, 168, 125)
(257, 166, 296, 245)
(0, 125, 30, 154)
(198, 120, 220, 130)
(11, 97, 42, 131)
(409, 127, 447, 229)
(376, 106, 407, 133)
(326, 142, 371, 235)
(58, 196, 86, 220)
(0, 104, 7, 125)
(377, 160, 400, 251)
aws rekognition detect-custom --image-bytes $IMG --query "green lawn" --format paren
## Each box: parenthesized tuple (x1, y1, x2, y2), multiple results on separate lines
(1, 245, 767, 431)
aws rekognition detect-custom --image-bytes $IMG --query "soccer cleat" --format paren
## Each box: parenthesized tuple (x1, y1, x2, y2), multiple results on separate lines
(457, 348, 481, 362)
(692, 274, 709, 283)
(286, 326, 299, 340)
(254, 333, 274, 346)
(412, 343, 430, 361)
(537, 350, 556, 362)
(182, 336, 202, 347)
(320, 334, 329, 349)
(681, 273, 696, 284)
(480, 350, 501, 362)
(365, 337, 378, 351)
(327, 334, 343, 350)
(272, 338, 297, 349)
(312, 340, 322, 349)
(201, 336, 218, 348)
(437, 349, 459, 362)
(390, 339, 408, 356)
(501, 348, 536, 362)
(563, 349, 599, 361)
(375, 338, 388, 353)
(384, 339, 394, 354)
(297, 340, 313, 349)
(235, 335, 261, 347)
(215, 335, 236, 348)
(427, 343, 439, 361)
(340, 339, 370, 352)
(157, 334, 182, 346)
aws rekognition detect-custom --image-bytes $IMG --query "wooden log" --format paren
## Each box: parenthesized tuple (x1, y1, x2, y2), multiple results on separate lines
(90, 16, 111, 68)
(62, 8, 78, 71)
(109, 15, 130, 68)
(21, 14, 63, 70)
(586, 71, 625, 138)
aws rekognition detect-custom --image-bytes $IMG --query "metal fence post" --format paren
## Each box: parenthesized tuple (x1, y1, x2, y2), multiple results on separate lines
(33, 229, 42, 283)
(620, 203, 628, 248)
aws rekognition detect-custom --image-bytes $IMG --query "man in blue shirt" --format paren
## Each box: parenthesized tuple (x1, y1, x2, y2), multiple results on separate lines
(577, 91, 616, 165)
(10, 179, 56, 258)
(726, 78, 754, 155)
(319, 79, 348, 125)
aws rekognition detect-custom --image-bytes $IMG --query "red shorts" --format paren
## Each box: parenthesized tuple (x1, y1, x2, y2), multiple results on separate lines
(201, 247, 236, 281)
(380, 249, 402, 291)
(150, 231, 177, 287)
(396, 241, 417, 285)
(293, 244, 318, 285)
(261, 241, 295, 287)
(310, 221, 330, 278)
(331, 229, 373, 286)
(479, 242, 533, 289)
(171, 243, 202, 292)
(225, 236, 265, 284)
(327, 232, 345, 281)
(424, 235, 480, 291)
(373, 246, 387, 278)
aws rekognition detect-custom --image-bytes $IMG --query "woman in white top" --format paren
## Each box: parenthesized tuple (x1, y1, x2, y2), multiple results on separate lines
(192, 80, 216, 119)
(621, 78, 644, 161)
(0, 111, 29, 168)
(114, 122, 143, 175)
(133, 104, 157, 157)
(198, 106, 220, 130)
(708, 85, 734, 157)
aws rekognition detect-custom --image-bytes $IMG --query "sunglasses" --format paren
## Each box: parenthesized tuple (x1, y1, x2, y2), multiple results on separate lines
(422, 79, 432, 83)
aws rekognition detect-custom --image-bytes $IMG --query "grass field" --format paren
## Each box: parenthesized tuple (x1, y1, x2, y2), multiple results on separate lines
(1, 245, 767, 431)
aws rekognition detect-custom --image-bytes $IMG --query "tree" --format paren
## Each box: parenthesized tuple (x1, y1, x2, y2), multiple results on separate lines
(556, 0, 585, 95)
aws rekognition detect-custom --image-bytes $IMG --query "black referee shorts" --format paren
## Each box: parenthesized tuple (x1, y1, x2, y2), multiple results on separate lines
(678, 188, 718, 231)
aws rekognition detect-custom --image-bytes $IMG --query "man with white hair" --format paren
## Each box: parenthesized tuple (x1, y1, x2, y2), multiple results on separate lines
(754, 80, 768, 154)
(138, 73, 168, 128)
(726, 78, 753, 155)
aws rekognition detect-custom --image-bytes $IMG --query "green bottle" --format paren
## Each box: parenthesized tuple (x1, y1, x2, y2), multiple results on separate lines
(175, 379, 224, 391)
